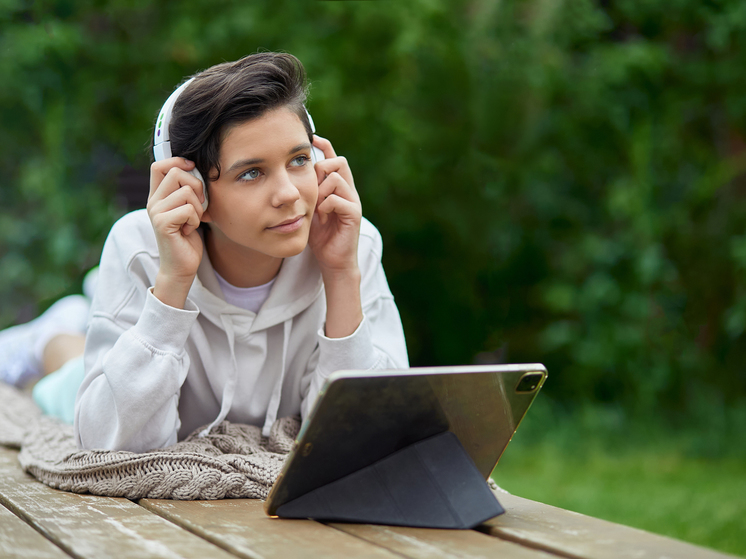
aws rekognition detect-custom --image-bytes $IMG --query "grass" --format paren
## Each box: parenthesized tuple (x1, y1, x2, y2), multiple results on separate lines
(490, 399, 746, 557)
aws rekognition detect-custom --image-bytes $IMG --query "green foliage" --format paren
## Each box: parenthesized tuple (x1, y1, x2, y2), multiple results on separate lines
(494, 404, 746, 556)
(1, 0, 746, 416)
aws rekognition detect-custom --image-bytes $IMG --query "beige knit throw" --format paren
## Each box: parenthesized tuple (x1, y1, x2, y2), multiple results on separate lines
(0, 381, 299, 500)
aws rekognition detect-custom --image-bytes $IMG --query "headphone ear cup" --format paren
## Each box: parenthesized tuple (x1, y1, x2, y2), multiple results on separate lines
(311, 145, 325, 164)
(188, 168, 208, 211)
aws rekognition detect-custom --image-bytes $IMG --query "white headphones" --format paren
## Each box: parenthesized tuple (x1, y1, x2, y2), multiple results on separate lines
(153, 78, 324, 211)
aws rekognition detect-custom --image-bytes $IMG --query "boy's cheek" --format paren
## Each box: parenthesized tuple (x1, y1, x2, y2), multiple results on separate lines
(306, 180, 320, 207)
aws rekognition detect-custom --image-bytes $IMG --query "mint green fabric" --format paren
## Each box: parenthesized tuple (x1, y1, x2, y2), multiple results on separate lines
(32, 356, 84, 425)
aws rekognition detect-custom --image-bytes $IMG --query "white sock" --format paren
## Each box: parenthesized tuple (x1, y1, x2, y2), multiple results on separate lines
(0, 294, 90, 387)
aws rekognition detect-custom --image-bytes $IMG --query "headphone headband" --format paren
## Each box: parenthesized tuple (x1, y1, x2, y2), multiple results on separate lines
(153, 77, 317, 162)
(153, 78, 195, 161)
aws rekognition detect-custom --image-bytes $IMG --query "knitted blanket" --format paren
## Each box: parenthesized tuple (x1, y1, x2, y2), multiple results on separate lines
(0, 381, 299, 500)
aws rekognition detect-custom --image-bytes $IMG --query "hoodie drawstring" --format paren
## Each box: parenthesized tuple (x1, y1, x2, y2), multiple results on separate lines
(199, 314, 239, 437)
(200, 314, 292, 439)
(261, 318, 292, 437)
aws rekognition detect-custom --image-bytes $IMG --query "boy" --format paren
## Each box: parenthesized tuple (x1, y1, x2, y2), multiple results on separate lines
(75, 52, 408, 452)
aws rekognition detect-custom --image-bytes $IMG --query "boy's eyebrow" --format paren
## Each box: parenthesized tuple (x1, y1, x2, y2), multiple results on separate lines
(289, 142, 312, 154)
(226, 143, 312, 173)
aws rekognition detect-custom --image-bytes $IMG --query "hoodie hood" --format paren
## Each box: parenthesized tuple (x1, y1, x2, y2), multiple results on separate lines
(190, 242, 324, 331)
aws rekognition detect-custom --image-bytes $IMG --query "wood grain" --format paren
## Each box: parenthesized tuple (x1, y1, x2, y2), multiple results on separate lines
(482, 492, 739, 559)
(2, 440, 734, 559)
(140, 498, 401, 559)
(0, 447, 236, 559)
(0, 502, 69, 559)
(329, 522, 560, 559)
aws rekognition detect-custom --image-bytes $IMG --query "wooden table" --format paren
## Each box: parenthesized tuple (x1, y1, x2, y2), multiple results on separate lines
(0, 446, 735, 559)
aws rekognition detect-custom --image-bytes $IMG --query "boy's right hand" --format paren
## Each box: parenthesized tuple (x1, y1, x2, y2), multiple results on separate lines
(147, 158, 206, 309)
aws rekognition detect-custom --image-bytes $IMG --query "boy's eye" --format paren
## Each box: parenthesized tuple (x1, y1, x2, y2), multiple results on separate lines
(290, 155, 310, 167)
(239, 168, 261, 182)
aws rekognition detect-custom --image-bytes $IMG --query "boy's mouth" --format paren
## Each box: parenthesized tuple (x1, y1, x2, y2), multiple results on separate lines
(267, 215, 305, 233)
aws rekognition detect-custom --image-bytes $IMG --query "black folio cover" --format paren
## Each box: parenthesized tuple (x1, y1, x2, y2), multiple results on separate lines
(275, 431, 504, 529)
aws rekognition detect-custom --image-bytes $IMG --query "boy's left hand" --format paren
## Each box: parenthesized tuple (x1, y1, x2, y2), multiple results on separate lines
(308, 135, 362, 276)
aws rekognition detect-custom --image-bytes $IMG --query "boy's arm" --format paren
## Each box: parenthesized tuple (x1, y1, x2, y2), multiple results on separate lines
(74, 213, 199, 452)
(300, 220, 409, 419)
(75, 290, 198, 451)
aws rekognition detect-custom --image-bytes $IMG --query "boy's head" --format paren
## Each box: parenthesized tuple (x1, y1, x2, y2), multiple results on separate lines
(168, 52, 312, 184)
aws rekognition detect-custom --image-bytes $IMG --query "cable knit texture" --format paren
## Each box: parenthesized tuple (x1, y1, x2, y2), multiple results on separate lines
(0, 381, 298, 500)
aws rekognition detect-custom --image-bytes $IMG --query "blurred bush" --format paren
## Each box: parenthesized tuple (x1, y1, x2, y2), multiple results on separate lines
(1, 0, 745, 416)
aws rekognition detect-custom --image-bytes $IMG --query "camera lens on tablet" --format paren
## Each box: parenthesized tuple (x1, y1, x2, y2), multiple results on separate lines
(515, 372, 544, 393)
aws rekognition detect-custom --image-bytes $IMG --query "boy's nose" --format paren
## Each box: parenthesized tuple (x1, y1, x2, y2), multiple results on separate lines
(271, 172, 301, 207)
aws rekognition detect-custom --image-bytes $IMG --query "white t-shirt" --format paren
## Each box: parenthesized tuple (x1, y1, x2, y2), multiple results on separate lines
(214, 271, 275, 314)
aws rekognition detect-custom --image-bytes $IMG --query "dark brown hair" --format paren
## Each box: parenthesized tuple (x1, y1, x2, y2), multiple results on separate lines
(165, 52, 311, 184)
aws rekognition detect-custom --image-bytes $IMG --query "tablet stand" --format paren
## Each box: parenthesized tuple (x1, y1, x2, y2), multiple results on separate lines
(275, 431, 504, 529)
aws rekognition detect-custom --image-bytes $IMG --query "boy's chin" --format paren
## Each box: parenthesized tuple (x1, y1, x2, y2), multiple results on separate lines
(269, 237, 310, 259)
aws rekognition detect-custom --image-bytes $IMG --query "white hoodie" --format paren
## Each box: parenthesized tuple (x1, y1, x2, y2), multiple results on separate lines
(74, 209, 408, 452)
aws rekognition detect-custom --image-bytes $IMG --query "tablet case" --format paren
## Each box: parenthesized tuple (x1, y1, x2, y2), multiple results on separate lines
(267, 365, 547, 528)
(275, 431, 504, 529)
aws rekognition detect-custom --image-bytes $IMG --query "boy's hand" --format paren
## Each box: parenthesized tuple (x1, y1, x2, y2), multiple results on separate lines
(308, 136, 362, 277)
(308, 136, 364, 338)
(147, 157, 206, 308)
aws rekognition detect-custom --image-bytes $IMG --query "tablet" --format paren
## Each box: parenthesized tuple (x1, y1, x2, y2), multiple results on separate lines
(264, 363, 547, 519)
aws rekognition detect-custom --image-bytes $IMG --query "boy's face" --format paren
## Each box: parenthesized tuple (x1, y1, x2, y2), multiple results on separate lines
(202, 107, 318, 266)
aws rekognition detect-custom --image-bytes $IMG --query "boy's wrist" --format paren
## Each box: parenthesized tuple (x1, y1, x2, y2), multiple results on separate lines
(319, 265, 361, 287)
(153, 272, 194, 309)
(322, 267, 363, 339)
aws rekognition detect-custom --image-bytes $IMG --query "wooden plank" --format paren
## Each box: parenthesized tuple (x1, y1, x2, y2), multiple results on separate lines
(482, 493, 739, 559)
(329, 522, 562, 559)
(0, 503, 70, 559)
(139, 498, 401, 559)
(0, 447, 236, 559)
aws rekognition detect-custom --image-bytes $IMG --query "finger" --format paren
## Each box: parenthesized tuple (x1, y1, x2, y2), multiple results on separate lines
(313, 135, 336, 159)
(151, 203, 201, 236)
(316, 194, 362, 225)
(149, 184, 205, 222)
(149, 183, 205, 219)
(172, 203, 201, 236)
(150, 166, 205, 206)
(149, 158, 197, 197)
(151, 167, 204, 204)
(181, 206, 203, 236)
(150, 157, 195, 196)
(317, 172, 360, 207)
(315, 156, 355, 190)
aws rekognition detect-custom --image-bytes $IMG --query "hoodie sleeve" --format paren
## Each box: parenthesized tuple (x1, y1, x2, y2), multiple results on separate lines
(74, 213, 200, 452)
(300, 219, 409, 419)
